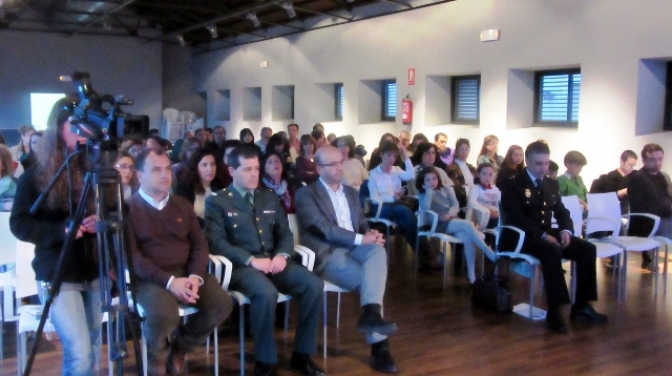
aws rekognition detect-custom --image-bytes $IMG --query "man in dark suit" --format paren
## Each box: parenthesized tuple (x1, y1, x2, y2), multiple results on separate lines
(500, 141, 607, 333)
(205, 146, 324, 376)
(295, 146, 399, 374)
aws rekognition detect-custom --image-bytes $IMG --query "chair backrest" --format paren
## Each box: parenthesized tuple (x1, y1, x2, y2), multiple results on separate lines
(586, 192, 622, 234)
(16, 240, 37, 299)
(287, 213, 300, 246)
(359, 179, 370, 211)
(561, 195, 583, 236)
(0, 211, 18, 267)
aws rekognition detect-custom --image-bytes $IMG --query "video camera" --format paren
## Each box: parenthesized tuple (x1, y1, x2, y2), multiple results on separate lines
(70, 71, 149, 142)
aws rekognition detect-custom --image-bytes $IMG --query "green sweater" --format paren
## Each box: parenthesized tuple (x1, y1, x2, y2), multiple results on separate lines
(558, 173, 587, 201)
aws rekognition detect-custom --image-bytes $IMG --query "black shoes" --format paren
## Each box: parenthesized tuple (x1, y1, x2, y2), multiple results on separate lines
(371, 339, 398, 374)
(570, 303, 609, 323)
(254, 361, 278, 376)
(545, 309, 568, 334)
(357, 304, 398, 336)
(642, 251, 653, 269)
(290, 352, 324, 376)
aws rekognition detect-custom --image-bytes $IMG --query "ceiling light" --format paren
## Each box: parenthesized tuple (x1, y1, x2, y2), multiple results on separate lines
(176, 34, 185, 46)
(207, 24, 218, 39)
(246, 11, 261, 28)
(280, 1, 297, 19)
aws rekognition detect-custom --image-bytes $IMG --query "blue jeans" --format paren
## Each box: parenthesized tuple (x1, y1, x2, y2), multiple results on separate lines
(38, 279, 102, 376)
(377, 202, 418, 247)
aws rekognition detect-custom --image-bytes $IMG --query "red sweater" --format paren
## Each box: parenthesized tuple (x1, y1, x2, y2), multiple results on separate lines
(126, 193, 209, 287)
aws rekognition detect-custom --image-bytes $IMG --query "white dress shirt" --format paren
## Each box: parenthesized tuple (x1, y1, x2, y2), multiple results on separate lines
(319, 178, 363, 245)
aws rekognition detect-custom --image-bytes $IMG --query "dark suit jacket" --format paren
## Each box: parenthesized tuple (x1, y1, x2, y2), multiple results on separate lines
(204, 185, 295, 266)
(627, 169, 672, 236)
(500, 168, 572, 242)
(295, 181, 370, 272)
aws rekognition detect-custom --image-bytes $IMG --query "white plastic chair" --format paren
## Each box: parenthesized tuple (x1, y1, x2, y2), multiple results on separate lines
(562, 195, 626, 301)
(287, 214, 349, 359)
(415, 209, 463, 289)
(212, 245, 314, 376)
(587, 192, 661, 294)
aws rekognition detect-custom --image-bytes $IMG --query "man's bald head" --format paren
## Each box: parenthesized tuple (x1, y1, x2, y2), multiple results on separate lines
(315, 145, 344, 185)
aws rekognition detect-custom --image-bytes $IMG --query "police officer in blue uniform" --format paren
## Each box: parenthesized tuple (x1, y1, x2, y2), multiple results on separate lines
(500, 141, 607, 333)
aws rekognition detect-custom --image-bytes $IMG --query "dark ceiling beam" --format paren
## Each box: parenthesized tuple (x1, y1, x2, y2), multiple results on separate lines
(380, 0, 413, 8)
(142, 0, 288, 43)
(2, 0, 43, 27)
(293, 6, 353, 21)
(70, 0, 140, 36)
(326, 0, 354, 13)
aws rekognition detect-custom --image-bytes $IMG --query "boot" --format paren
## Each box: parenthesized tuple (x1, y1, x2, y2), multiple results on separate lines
(371, 339, 398, 374)
(357, 304, 397, 336)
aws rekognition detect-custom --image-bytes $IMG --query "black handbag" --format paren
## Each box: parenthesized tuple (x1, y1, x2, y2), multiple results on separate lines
(471, 259, 512, 314)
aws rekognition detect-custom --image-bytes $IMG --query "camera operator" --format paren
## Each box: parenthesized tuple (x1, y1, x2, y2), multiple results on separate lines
(10, 96, 102, 376)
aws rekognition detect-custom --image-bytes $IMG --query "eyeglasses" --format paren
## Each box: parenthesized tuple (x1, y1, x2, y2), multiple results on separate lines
(115, 163, 135, 170)
(318, 160, 345, 168)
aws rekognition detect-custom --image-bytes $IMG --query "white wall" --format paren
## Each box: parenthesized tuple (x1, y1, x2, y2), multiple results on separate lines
(0, 31, 163, 131)
(194, 0, 672, 182)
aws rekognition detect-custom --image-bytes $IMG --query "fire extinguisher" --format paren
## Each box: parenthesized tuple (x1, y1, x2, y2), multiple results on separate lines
(402, 95, 413, 125)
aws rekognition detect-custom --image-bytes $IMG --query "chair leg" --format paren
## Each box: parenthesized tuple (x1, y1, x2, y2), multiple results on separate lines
(529, 266, 536, 319)
(336, 292, 341, 329)
(414, 235, 420, 277)
(142, 328, 148, 376)
(214, 328, 219, 376)
(654, 247, 659, 295)
(322, 291, 327, 359)
(239, 304, 245, 376)
(442, 242, 448, 290)
(284, 301, 290, 337)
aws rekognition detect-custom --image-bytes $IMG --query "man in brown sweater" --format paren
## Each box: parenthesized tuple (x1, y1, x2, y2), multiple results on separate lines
(127, 148, 232, 376)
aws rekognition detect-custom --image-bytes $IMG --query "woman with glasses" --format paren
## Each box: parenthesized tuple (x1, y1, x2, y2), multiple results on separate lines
(114, 151, 138, 201)
(476, 135, 503, 171)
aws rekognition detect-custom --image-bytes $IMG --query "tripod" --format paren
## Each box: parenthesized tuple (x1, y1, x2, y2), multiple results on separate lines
(24, 141, 142, 376)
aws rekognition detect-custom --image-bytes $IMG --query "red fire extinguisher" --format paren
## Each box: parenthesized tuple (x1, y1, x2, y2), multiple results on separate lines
(402, 95, 413, 125)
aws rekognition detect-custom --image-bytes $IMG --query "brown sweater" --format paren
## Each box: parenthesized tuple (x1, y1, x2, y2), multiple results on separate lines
(126, 192, 209, 287)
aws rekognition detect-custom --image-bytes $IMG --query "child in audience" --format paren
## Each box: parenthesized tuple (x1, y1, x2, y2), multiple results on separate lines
(558, 151, 588, 210)
(468, 163, 501, 229)
(548, 160, 559, 179)
(417, 166, 495, 284)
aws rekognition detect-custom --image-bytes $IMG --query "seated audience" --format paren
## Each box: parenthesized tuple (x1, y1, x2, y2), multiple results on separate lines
(172, 137, 202, 186)
(417, 166, 495, 282)
(205, 146, 324, 376)
(500, 141, 606, 333)
(311, 130, 326, 149)
(590, 149, 638, 214)
(312, 123, 325, 133)
(170, 130, 194, 164)
(409, 141, 449, 195)
(447, 138, 477, 208)
(548, 160, 560, 179)
(355, 144, 368, 167)
(287, 123, 301, 159)
(476, 135, 503, 171)
(0, 145, 17, 200)
(627, 144, 672, 269)
(20, 131, 43, 172)
(256, 126, 272, 152)
(9, 124, 35, 165)
(335, 135, 368, 191)
(194, 128, 207, 145)
(174, 148, 227, 224)
(114, 151, 138, 201)
(126, 148, 232, 376)
(295, 145, 399, 374)
(408, 133, 429, 154)
(368, 142, 420, 256)
(468, 163, 501, 229)
(496, 145, 525, 187)
(326, 133, 336, 145)
(368, 133, 402, 171)
(240, 127, 262, 155)
(558, 151, 588, 210)
(398, 130, 411, 152)
(121, 138, 145, 161)
(213, 125, 227, 148)
(295, 134, 319, 185)
(144, 136, 163, 151)
(260, 150, 300, 214)
(434, 132, 454, 166)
